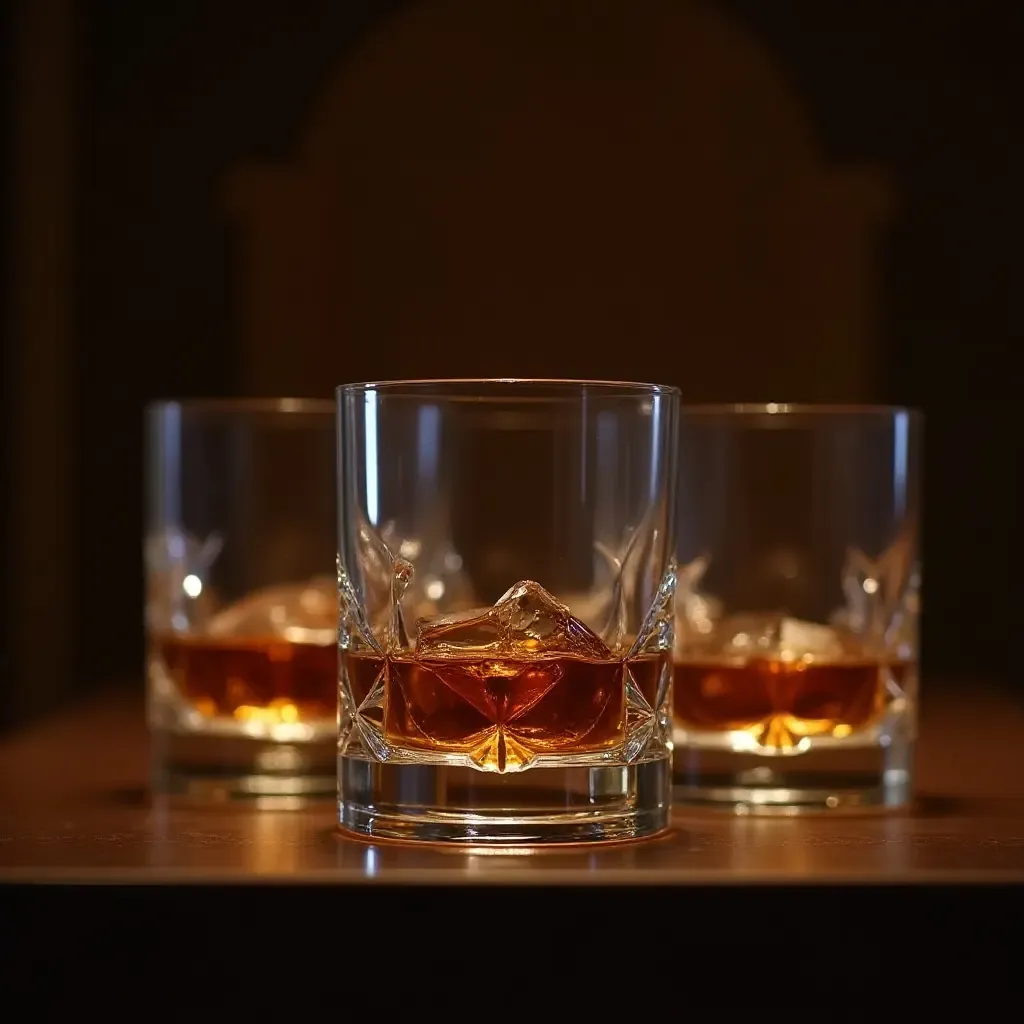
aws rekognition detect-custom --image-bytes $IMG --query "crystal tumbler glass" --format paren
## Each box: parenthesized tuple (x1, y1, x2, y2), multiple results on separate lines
(673, 404, 922, 812)
(336, 379, 680, 843)
(146, 399, 336, 803)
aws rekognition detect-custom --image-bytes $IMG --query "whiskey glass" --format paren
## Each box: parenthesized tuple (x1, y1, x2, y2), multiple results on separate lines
(336, 379, 679, 843)
(146, 399, 336, 802)
(673, 404, 922, 812)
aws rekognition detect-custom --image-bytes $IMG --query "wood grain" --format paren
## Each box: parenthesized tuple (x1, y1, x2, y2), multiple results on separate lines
(1, 683, 1022, 885)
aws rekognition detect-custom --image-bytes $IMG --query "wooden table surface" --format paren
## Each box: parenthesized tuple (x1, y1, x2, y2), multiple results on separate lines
(1, 683, 1023, 886)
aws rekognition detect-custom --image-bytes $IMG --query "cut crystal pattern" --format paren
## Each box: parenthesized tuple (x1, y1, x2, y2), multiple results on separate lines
(834, 533, 919, 660)
(338, 522, 677, 773)
(145, 527, 224, 633)
(672, 537, 919, 754)
(354, 665, 389, 760)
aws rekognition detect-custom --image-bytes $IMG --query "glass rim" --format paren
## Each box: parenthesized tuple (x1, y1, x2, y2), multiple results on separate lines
(680, 402, 922, 419)
(336, 378, 681, 400)
(146, 397, 334, 416)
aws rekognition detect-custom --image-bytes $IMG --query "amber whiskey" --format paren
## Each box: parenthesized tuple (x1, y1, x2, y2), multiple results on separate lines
(673, 656, 910, 749)
(156, 633, 336, 725)
(343, 649, 667, 772)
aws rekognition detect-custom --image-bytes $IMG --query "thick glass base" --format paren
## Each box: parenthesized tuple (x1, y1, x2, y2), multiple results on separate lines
(338, 755, 671, 843)
(152, 730, 335, 805)
(672, 741, 914, 814)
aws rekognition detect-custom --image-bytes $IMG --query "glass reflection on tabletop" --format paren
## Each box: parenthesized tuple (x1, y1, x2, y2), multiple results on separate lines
(328, 822, 687, 879)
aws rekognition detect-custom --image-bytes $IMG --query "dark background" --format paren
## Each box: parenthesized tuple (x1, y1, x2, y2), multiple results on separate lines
(3, 0, 1021, 730)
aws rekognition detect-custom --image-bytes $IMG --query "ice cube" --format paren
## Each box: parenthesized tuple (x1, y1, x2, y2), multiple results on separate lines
(554, 590, 612, 636)
(414, 605, 500, 653)
(683, 612, 857, 663)
(776, 618, 851, 661)
(206, 576, 337, 646)
(416, 580, 611, 660)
